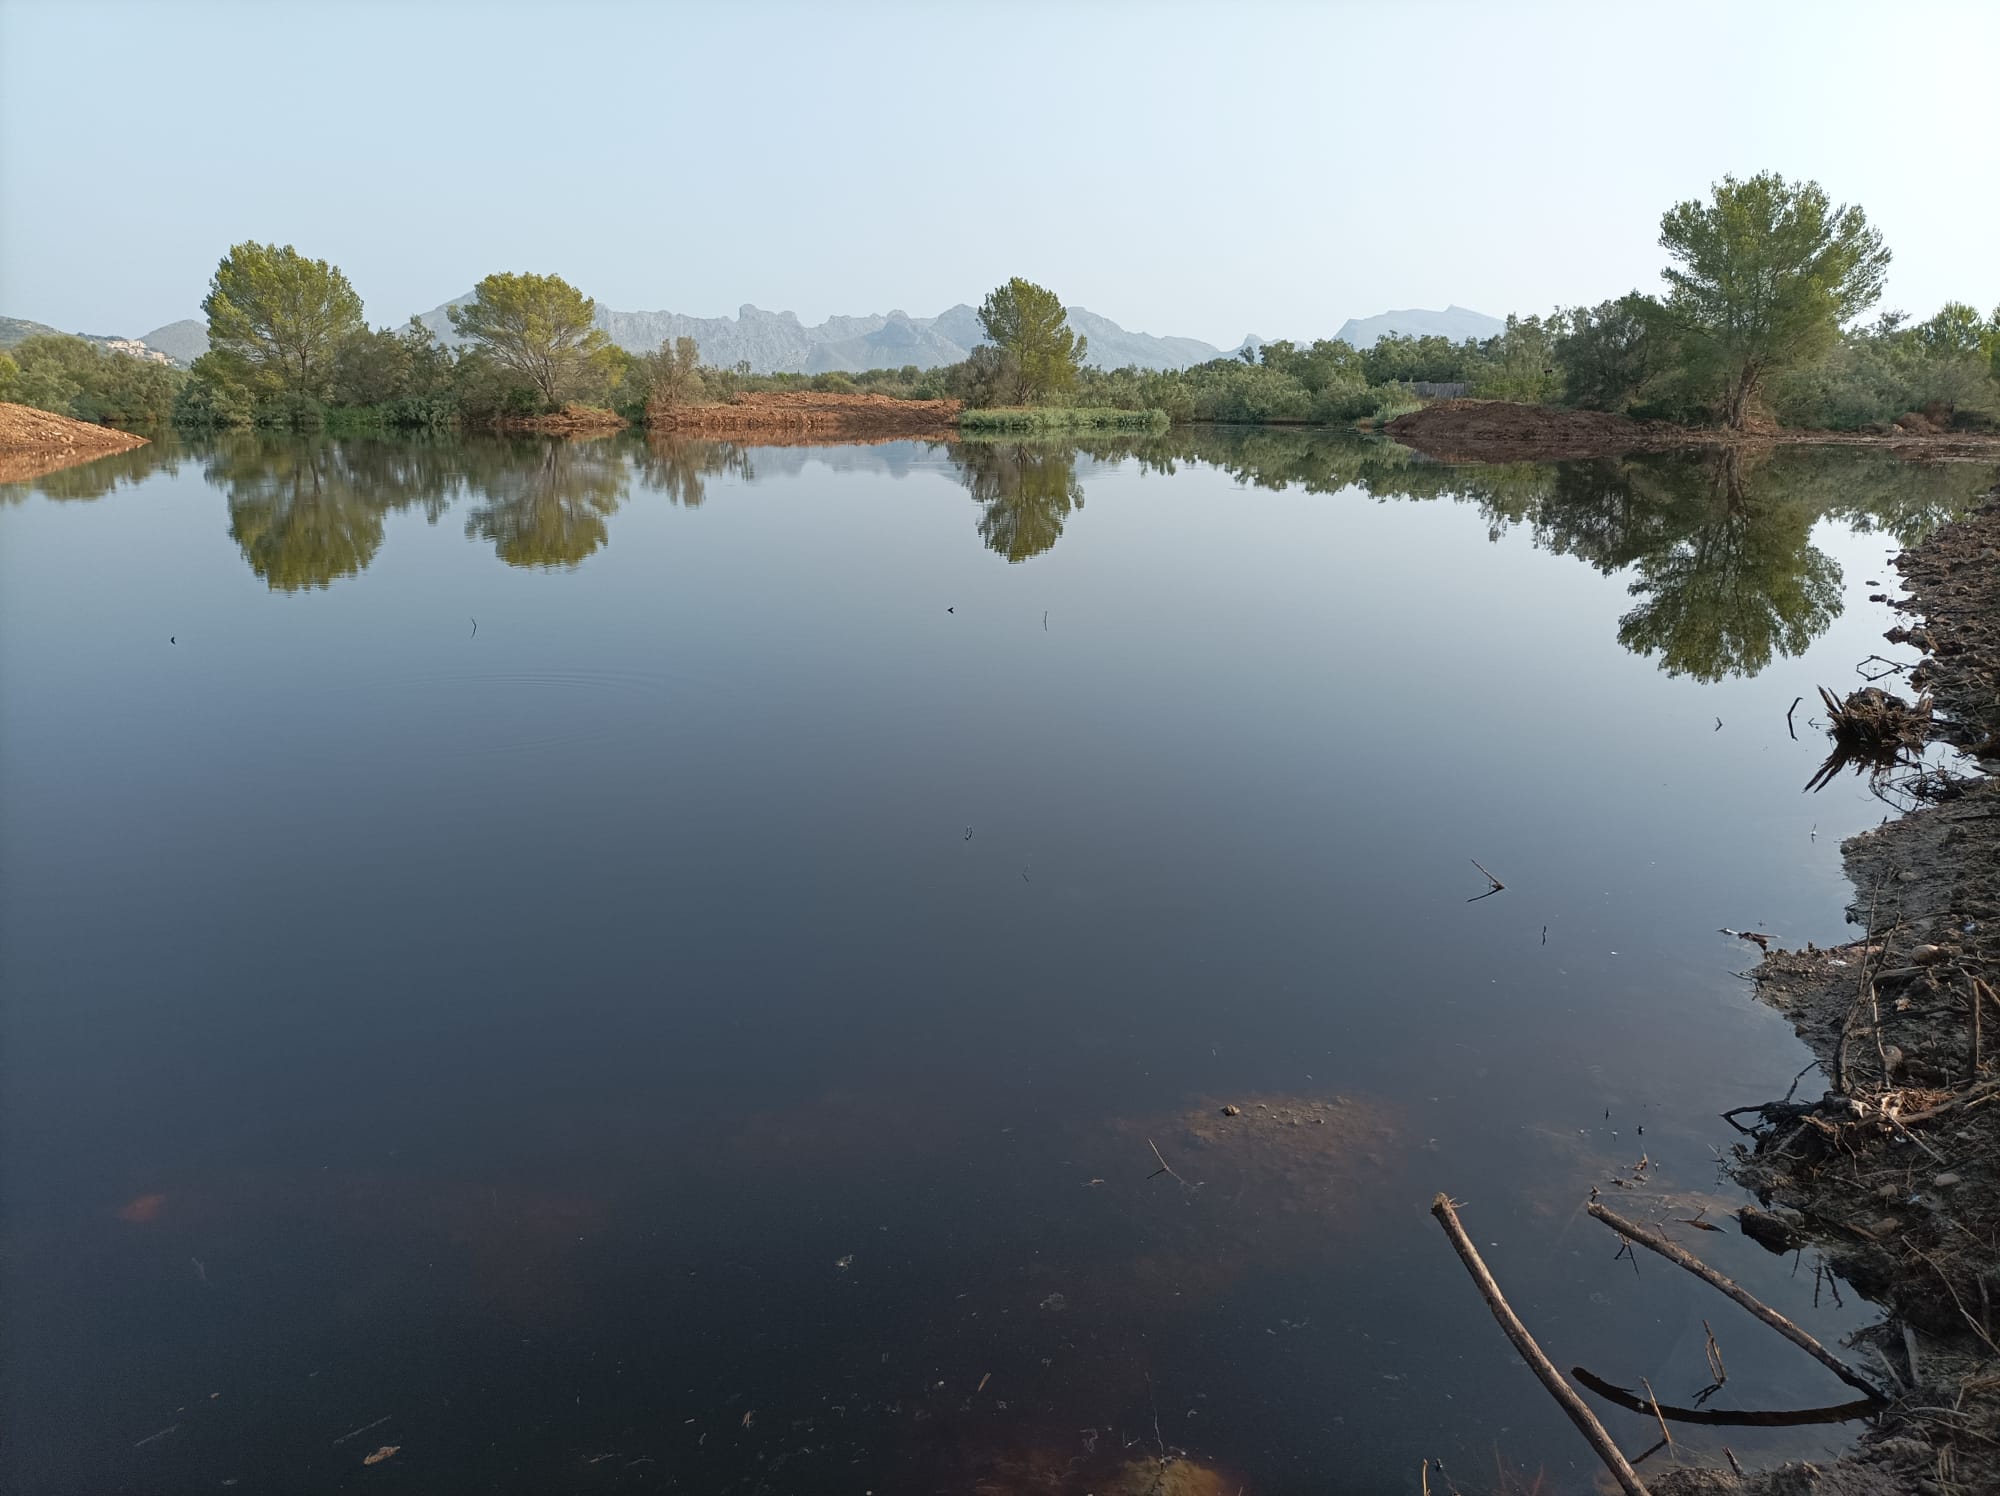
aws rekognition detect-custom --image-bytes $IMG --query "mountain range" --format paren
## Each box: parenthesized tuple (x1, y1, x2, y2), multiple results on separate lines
(412, 297, 1236, 374)
(6, 302, 1506, 375)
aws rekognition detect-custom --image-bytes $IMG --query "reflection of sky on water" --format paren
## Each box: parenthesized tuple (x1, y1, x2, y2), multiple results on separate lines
(2, 434, 1988, 1492)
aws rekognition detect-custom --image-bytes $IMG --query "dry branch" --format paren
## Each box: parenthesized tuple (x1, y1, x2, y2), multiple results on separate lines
(1585, 1201, 1887, 1400)
(1431, 1194, 1650, 1496)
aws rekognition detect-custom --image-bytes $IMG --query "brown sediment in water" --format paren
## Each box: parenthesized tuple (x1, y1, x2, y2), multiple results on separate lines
(649, 390, 962, 438)
(1653, 489, 2000, 1496)
(0, 400, 150, 483)
(1106, 1093, 1402, 1225)
(1385, 400, 2000, 464)
(971, 1448, 1239, 1495)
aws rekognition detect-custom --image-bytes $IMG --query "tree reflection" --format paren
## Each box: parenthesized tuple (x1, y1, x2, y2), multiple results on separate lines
(1059, 428, 1996, 680)
(215, 436, 463, 591)
(460, 439, 631, 568)
(1609, 450, 1843, 680)
(632, 437, 756, 508)
(951, 440, 1085, 563)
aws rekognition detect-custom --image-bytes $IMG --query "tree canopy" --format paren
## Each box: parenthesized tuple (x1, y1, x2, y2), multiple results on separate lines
(1657, 173, 1890, 428)
(977, 278, 1085, 403)
(202, 242, 365, 400)
(448, 273, 612, 409)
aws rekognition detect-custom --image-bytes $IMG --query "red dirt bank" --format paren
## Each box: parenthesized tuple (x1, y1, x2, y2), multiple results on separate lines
(650, 391, 962, 438)
(0, 401, 150, 484)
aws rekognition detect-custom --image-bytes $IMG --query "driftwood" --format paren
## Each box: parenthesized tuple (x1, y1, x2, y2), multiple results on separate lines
(1586, 1200, 1887, 1400)
(1431, 1195, 1651, 1496)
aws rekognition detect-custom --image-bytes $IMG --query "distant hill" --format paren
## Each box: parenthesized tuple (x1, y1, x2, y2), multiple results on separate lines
(137, 319, 208, 365)
(415, 296, 1227, 374)
(0, 316, 66, 349)
(1332, 305, 1505, 348)
(3, 314, 204, 366)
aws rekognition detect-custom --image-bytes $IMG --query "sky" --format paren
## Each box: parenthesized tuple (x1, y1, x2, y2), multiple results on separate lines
(3, 0, 1996, 346)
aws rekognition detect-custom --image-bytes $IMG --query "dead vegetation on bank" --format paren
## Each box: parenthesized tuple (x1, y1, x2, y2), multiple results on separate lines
(1680, 494, 2000, 1495)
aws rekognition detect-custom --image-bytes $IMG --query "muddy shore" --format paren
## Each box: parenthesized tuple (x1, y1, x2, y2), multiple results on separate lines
(1386, 401, 2000, 464)
(1654, 489, 2000, 1496)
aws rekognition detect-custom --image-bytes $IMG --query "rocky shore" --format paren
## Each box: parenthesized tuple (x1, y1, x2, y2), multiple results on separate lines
(1659, 489, 2000, 1496)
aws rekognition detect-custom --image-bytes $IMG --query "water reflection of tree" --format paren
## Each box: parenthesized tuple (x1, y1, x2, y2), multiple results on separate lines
(215, 436, 463, 591)
(1067, 429, 1997, 681)
(460, 439, 631, 568)
(951, 440, 1085, 563)
(632, 437, 756, 509)
(1607, 450, 1842, 680)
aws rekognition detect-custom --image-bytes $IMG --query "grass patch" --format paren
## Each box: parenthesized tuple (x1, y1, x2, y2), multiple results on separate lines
(957, 406, 1168, 433)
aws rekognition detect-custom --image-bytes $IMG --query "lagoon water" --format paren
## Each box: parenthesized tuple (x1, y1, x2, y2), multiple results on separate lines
(4, 431, 1993, 1494)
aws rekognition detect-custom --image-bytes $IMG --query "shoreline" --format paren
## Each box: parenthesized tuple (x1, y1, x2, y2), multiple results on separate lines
(1656, 489, 2000, 1495)
(1385, 400, 2000, 463)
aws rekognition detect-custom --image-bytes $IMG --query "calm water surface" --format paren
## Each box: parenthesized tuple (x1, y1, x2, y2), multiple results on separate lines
(3, 432, 1993, 1494)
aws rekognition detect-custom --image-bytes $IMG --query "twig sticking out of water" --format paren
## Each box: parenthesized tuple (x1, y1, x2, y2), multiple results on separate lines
(1640, 1377, 1675, 1462)
(1787, 696, 1803, 740)
(1467, 860, 1506, 903)
(1145, 1138, 1188, 1189)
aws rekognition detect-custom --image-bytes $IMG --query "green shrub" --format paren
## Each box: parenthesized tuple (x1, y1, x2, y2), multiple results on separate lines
(957, 406, 1167, 433)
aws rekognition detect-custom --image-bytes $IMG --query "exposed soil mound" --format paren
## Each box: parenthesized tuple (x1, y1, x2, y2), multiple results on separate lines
(650, 391, 962, 438)
(0, 400, 149, 484)
(1385, 399, 1690, 460)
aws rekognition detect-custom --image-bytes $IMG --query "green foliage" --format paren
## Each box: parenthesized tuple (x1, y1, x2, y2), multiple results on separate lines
(1768, 308, 2000, 431)
(1656, 172, 1891, 427)
(641, 336, 703, 416)
(448, 272, 612, 409)
(2, 333, 185, 424)
(957, 406, 1167, 433)
(1362, 334, 1474, 385)
(202, 242, 365, 401)
(1468, 315, 1561, 403)
(1552, 295, 1671, 412)
(978, 278, 1085, 403)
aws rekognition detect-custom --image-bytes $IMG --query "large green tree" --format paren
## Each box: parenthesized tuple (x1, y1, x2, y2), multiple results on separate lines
(1656, 173, 1890, 429)
(448, 272, 611, 409)
(977, 278, 1085, 403)
(201, 242, 365, 400)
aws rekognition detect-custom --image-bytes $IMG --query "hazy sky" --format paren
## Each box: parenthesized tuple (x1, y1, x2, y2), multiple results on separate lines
(3, 0, 1995, 345)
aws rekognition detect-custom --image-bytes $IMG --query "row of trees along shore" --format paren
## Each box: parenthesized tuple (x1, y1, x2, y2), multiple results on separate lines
(4, 173, 1996, 436)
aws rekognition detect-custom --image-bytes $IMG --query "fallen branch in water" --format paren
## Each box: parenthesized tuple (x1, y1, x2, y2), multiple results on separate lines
(1585, 1200, 1888, 1401)
(1431, 1194, 1651, 1496)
